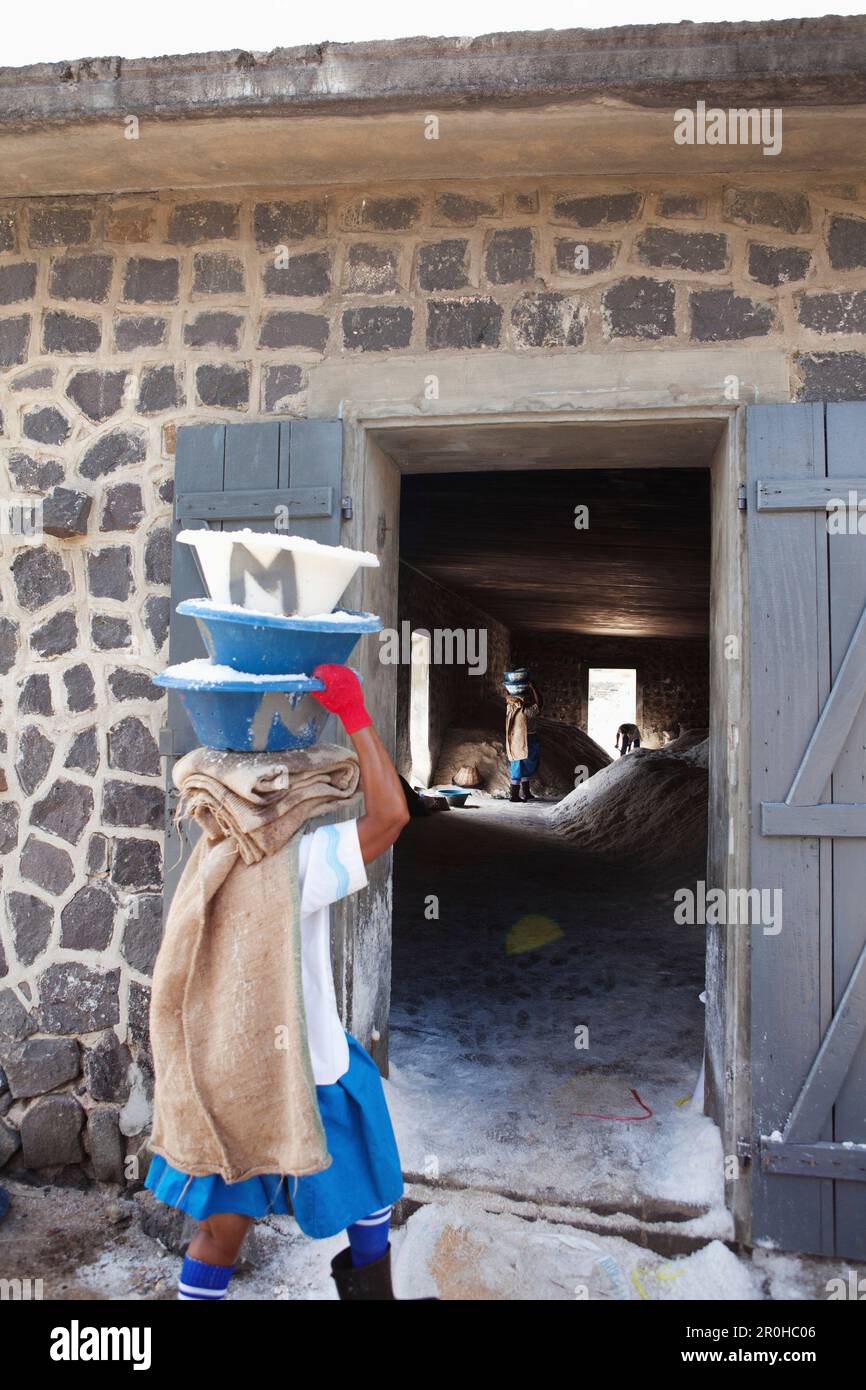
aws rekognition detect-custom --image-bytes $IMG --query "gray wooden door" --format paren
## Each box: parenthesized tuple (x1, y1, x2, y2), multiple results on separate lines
(748, 402, 866, 1259)
(160, 420, 344, 911)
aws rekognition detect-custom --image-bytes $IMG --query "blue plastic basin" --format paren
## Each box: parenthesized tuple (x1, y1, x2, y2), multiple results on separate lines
(153, 664, 329, 751)
(177, 600, 382, 676)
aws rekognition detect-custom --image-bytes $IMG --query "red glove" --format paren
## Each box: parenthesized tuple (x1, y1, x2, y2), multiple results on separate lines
(311, 664, 372, 735)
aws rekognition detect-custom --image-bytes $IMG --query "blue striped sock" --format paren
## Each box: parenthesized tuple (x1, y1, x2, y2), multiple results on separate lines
(347, 1206, 392, 1267)
(178, 1254, 235, 1301)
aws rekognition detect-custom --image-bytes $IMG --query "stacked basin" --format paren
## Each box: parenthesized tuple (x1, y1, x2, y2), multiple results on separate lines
(153, 529, 381, 752)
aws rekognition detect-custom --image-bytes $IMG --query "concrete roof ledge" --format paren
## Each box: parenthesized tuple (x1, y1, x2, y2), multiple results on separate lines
(3, 17, 866, 129)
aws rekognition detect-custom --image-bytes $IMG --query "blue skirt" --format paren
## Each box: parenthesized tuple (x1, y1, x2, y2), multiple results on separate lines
(510, 733, 541, 781)
(144, 1033, 404, 1240)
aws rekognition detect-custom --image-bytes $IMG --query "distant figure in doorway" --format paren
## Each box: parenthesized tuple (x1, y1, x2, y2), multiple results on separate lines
(615, 722, 641, 756)
(504, 668, 543, 802)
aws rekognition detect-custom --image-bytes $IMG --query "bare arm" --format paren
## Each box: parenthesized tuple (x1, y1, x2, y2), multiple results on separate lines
(353, 724, 410, 865)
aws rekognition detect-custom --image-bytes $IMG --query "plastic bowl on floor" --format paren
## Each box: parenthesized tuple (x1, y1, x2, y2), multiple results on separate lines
(177, 528, 379, 618)
(435, 787, 471, 806)
(176, 599, 382, 675)
(152, 659, 329, 751)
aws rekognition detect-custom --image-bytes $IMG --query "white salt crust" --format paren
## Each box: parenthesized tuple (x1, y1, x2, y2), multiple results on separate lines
(177, 528, 379, 566)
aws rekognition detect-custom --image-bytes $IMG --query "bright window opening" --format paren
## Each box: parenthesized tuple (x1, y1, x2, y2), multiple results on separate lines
(409, 629, 432, 787)
(587, 668, 637, 759)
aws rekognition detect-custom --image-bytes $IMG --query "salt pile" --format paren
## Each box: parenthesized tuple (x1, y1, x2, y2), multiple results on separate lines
(432, 708, 611, 798)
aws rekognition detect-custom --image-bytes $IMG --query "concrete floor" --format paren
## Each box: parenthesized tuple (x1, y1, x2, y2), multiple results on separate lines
(388, 797, 722, 1225)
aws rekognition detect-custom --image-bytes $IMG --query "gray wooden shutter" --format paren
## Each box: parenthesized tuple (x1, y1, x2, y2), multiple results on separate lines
(748, 402, 866, 1259)
(160, 420, 344, 910)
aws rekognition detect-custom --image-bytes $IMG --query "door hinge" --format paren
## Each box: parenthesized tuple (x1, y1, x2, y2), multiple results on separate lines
(737, 485, 748, 512)
(341, 495, 353, 520)
(736, 1136, 752, 1165)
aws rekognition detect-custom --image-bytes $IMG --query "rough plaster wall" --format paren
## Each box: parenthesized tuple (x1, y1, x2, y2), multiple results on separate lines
(0, 170, 862, 1176)
(511, 633, 710, 746)
(395, 562, 510, 782)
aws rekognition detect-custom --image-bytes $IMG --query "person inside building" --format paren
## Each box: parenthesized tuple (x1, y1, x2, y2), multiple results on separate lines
(504, 668, 543, 802)
(144, 665, 426, 1302)
(615, 721, 642, 756)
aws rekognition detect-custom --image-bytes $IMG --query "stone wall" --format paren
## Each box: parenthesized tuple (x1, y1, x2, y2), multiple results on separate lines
(0, 172, 862, 1180)
(395, 562, 510, 782)
(511, 633, 710, 746)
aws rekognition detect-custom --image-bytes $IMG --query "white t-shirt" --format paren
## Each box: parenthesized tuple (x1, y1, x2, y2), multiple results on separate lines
(297, 818, 368, 1086)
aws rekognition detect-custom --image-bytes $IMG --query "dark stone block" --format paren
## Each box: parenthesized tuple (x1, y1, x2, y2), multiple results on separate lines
(43, 311, 101, 354)
(417, 240, 469, 292)
(259, 311, 329, 351)
(101, 482, 144, 531)
(108, 668, 164, 703)
(433, 192, 501, 225)
(657, 192, 706, 218)
(85, 1031, 131, 1103)
(30, 608, 78, 657)
(122, 257, 180, 304)
(193, 252, 245, 294)
(109, 717, 159, 776)
(265, 250, 332, 297)
(49, 254, 113, 303)
(61, 883, 116, 951)
(724, 188, 811, 234)
(0, 211, 17, 252)
(344, 197, 421, 232)
(0, 618, 19, 675)
(112, 837, 162, 891)
(254, 200, 327, 246)
(79, 428, 147, 480)
(168, 201, 239, 244)
(64, 663, 95, 713)
(87, 546, 133, 601)
(91, 614, 132, 650)
(511, 292, 584, 348)
(67, 369, 128, 422)
(798, 290, 866, 335)
(796, 351, 866, 401)
(426, 297, 502, 350)
(88, 1105, 125, 1182)
(20, 834, 74, 895)
(7, 891, 53, 967)
(1, 1038, 80, 1099)
(20, 1094, 86, 1167)
(11, 545, 72, 611)
(262, 364, 304, 413)
(342, 306, 413, 353)
(603, 276, 676, 340)
(86, 833, 110, 875)
(16, 725, 54, 796)
(144, 526, 171, 585)
(38, 962, 120, 1034)
(183, 312, 243, 348)
(22, 406, 70, 445)
(7, 450, 64, 492)
(690, 289, 775, 342)
(122, 896, 163, 975)
(0, 315, 31, 366)
(30, 778, 94, 845)
(0, 1117, 20, 1166)
(484, 227, 535, 284)
(553, 238, 616, 275)
(19, 674, 53, 716)
(113, 315, 167, 350)
(142, 596, 170, 652)
(0, 262, 37, 305)
(137, 365, 183, 414)
(553, 192, 642, 227)
(0, 985, 38, 1041)
(65, 726, 99, 775)
(0, 802, 19, 856)
(103, 780, 164, 830)
(341, 245, 396, 295)
(127, 981, 151, 1047)
(827, 215, 866, 270)
(158, 478, 173, 503)
(42, 489, 92, 539)
(195, 362, 250, 409)
(637, 226, 728, 273)
(10, 367, 54, 392)
(28, 206, 93, 247)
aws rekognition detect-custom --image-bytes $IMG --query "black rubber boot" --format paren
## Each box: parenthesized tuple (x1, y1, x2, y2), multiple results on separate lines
(509, 783, 521, 802)
(330, 1245, 438, 1300)
(520, 780, 535, 801)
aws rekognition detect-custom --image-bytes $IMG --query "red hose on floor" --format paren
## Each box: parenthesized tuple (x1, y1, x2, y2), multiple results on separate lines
(574, 1088, 653, 1121)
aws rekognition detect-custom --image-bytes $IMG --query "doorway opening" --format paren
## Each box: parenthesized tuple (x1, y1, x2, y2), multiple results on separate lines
(587, 667, 637, 759)
(408, 629, 432, 787)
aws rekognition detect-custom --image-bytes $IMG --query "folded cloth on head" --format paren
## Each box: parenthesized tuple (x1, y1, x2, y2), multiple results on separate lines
(149, 743, 361, 1183)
